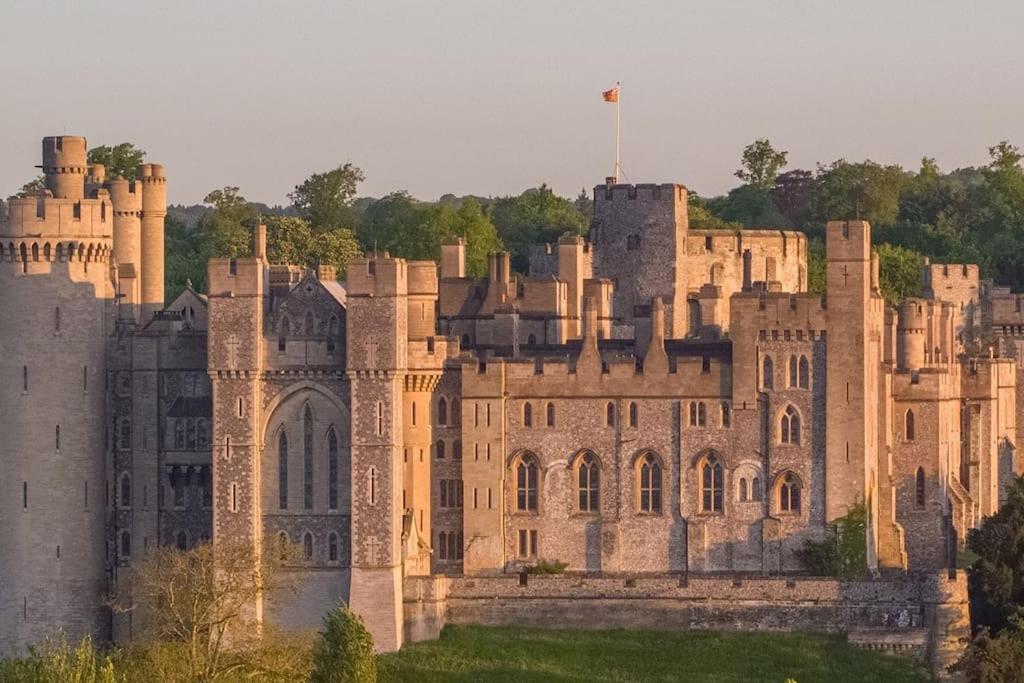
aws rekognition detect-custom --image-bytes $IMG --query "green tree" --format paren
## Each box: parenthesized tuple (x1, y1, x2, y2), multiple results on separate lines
(810, 160, 906, 230)
(965, 476, 1024, 634)
(489, 184, 586, 272)
(711, 184, 786, 228)
(290, 163, 365, 232)
(432, 198, 503, 278)
(263, 214, 361, 279)
(735, 138, 788, 189)
(358, 191, 438, 260)
(310, 605, 377, 683)
(88, 142, 146, 180)
(875, 243, 925, 306)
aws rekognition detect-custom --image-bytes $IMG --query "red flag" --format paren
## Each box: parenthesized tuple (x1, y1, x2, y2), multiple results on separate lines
(602, 86, 620, 103)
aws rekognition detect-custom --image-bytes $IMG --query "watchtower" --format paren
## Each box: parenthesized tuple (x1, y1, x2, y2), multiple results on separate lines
(589, 183, 688, 337)
(0, 136, 114, 655)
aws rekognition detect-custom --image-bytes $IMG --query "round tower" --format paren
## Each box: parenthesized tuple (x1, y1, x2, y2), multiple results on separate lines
(138, 163, 167, 320)
(898, 298, 927, 371)
(0, 137, 114, 655)
(41, 135, 88, 201)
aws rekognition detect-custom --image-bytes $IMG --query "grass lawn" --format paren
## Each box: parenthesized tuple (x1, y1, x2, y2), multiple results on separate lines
(377, 625, 932, 682)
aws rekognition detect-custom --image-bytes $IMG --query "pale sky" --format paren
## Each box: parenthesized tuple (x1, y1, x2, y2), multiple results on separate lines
(2, 1, 1022, 205)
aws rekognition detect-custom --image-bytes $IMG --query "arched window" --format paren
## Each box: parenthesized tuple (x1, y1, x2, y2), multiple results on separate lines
(304, 312, 315, 336)
(120, 531, 131, 558)
(176, 531, 188, 551)
(700, 454, 724, 513)
(762, 356, 774, 390)
(31, 243, 39, 262)
(327, 316, 338, 353)
(798, 355, 810, 389)
(515, 454, 539, 512)
(606, 402, 615, 427)
(55, 424, 61, 450)
(721, 402, 731, 428)
(435, 439, 446, 460)
(752, 477, 762, 502)
(577, 452, 600, 513)
(638, 453, 662, 513)
(120, 473, 131, 509)
(327, 532, 339, 562)
(628, 402, 638, 428)
(546, 402, 556, 427)
(278, 431, 288, 510)
(278, 316, 289, 352)
(738, 477, 749, 502)
(527, 334, 537, 345)
(303, 405, 314, 510)
(778, 473, 801, 513)
(780, 405, 801, 445)
(303, 532, 314, 561)
(915, 467, 926, 508)
(523, 403, 532, 428)
(788, 355, 798, 388)
(905, 409, 916, 441)
(327, 428, 339, 511)
(437, 397, 448, 426)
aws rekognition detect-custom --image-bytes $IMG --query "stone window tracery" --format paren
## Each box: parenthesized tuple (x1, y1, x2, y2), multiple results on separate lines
(514, 454, 539, 512)
(637, 452, 662, 514)
(699, 454, 724, 513)
(278, 431, 288, 510)
(576, 452, 600, 513)
(780, 405, 801, 445)
(777, 472, 802, 513)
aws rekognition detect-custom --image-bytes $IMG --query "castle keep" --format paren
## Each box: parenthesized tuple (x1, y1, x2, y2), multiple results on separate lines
(2, 138, 1022, 672)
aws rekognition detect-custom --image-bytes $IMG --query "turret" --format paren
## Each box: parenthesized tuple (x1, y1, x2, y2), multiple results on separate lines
(898, 299, 926, 371)
(41, 136, 87, 201)
(138, 163, 167, 320)
(440, 237, 466, 279)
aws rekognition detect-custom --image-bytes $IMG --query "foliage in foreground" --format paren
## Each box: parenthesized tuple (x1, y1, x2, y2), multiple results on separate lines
(795, 501, 868, 579)
(0, 637, 116, 683)
(309, 605, 376, 683)
(953, 475, 1024, 681)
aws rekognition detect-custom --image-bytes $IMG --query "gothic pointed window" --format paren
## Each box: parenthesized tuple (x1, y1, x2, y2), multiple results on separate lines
(515, 454, 539, 512)
(546, 402, 555, 427)
(435, 439, 446, 460)
(780, 405, 801, 445)
(763, 356, 774, 390)
(523, 402, 532, 428)
(799, 355, 810, 389)
(789, 355, 798, 388)
(778, 472, 801, 513)
(304, 405, 314, 510)
(739, 477, 749, 502)
(606, 402, 616, 427)
(638, 453, 662, 514)
(721, 402, 731, 428)
(303, 531, 314, 561)
(905, 409, 916, 441)
(278, 431, 288, 510)
(577, 452, 600, 513)
(700, 454, 724, 513)
(438, 397, 448, 426)
(328, 427, 339, 511)
(629, 402, 638, 428)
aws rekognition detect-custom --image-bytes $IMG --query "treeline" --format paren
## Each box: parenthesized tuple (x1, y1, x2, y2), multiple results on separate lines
(20, 140, 1021, 303)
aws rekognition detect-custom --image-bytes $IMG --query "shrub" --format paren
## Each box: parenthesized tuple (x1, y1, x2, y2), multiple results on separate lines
(310, 604, 377, 683)
(0, 637, 117, 683)
(524, 559, 568, 575)
(795, 501, 867, 579)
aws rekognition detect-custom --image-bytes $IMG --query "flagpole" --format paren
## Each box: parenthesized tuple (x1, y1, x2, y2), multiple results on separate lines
(614, 82, 621, 181)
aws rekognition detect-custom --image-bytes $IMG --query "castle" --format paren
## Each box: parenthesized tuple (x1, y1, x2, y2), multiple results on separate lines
(2, 137, 1022, 666)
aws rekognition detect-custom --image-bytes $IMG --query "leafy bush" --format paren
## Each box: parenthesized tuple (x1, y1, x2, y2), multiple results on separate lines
(795, 501, 867, 579)
(310, 604, 377, 683)
(0, 637, 116, 683)
(525, 559, 568, 575)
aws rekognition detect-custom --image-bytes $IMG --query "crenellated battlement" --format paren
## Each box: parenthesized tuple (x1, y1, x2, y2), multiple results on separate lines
(0, 194, 113, 239)
(594, 182, 686, 203)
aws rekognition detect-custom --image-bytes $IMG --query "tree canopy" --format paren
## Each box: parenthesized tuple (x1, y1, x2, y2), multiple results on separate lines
(289, 163, 365, 232)
(88, 142, 146, 180)
(735, 138, 788, 189)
